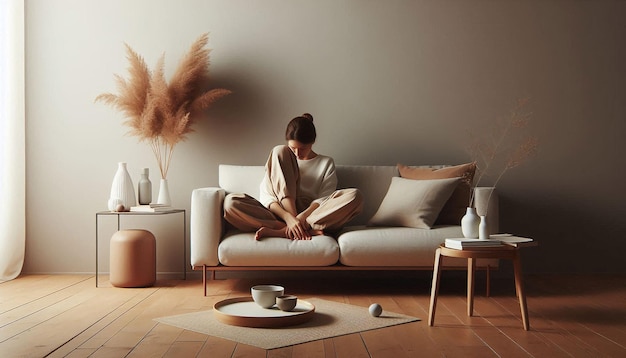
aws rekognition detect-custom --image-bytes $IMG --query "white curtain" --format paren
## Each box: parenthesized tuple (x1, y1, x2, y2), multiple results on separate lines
(0, 0, 26, 282)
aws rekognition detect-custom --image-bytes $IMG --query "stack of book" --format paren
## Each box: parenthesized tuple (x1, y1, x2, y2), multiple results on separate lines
(445, 234, 535, 250)
(129, 204, 173, 212)
(444, 238, 503, 250)
(491, 234, 534, 247)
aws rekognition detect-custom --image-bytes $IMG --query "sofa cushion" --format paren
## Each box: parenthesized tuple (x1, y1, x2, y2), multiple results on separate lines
(398, 162, 476, 225)
(337, 226, 461, 266)
(219, 165, 265, 200)
(367, 177, 460, 229)
(338, 226, 498, 267)
(335, 165, 398, 226)
(218, 231, 340, 266)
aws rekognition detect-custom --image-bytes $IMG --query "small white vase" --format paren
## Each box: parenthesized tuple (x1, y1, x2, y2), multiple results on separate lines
(461, 207, 480, 238)
(479, 215, 489, 240)
(108, 162, 136, 211)
(157, 178, 171, 206)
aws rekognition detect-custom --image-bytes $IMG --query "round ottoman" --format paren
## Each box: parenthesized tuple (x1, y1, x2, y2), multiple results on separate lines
(110, 229, 156, 288)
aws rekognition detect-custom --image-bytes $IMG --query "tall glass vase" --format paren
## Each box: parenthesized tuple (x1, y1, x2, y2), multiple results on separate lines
(461, 207, 480, 238)
(108, 162, 136, 211)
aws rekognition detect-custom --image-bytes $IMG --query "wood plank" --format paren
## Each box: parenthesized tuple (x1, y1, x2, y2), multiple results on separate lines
(231, 342, 267, 357)
(267, 345, 294, 358)
(0, 277, 97, 339)
(323, 338, 336, 358)
(331, 333, 370, 358)
(499, 278, 626, 357)
(360, 324, 417, 357)
(0, 279, 140, 357)
(196, 336, 238, 358)
(0, 275, 92, 313)
(163, 341, 205, 357)
(46, 286, 157, 357)
(291, 339, 327, 358)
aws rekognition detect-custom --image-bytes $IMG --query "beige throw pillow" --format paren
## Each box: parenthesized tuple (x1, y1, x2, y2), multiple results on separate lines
(368, 176, 460, 229)
(398, 162, 476, 225)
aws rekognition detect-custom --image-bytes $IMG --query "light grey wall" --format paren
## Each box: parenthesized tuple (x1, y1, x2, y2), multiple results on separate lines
(24, 0, 626, 274)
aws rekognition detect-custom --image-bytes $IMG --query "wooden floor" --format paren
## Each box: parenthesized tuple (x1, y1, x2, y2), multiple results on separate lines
(1, 272, 624, 358)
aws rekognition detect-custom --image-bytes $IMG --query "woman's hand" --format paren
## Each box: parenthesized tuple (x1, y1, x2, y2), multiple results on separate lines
(284, 215, 311, 240)
(269, 199, 316, 240)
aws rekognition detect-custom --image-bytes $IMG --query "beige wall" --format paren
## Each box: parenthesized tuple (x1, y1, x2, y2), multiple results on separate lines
(24, 0, 626, 274)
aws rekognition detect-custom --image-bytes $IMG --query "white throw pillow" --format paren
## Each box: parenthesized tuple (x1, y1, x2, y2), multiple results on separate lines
(368, 176, 460, 229)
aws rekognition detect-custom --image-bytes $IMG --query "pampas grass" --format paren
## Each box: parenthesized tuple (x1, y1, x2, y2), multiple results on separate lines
(96, 33, 231, 179)
(467, 97, 539, 207)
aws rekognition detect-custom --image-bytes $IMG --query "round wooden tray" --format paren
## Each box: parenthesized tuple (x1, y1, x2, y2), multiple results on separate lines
(213, 297, 315, 328)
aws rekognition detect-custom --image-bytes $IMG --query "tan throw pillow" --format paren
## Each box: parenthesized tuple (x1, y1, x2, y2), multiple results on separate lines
(397, 162, 476, 225)
(368, 176, 460, 229)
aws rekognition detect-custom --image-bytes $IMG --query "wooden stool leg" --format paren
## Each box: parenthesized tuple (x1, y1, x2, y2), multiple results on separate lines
(428, 248, 443, 326)
(467, 257, 476, 316)
(512, 253, 530, 330)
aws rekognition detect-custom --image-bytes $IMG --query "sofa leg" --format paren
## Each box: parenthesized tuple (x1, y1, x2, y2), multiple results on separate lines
(203, 265, 207, 297)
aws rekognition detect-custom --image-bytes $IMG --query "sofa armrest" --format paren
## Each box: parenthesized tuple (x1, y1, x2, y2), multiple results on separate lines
(190, 187, 226, 267)
(473, 187, 499, 235)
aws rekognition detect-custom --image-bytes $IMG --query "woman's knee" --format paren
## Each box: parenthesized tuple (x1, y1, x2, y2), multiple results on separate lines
(348, 188, 364, 209)
(339, 188, 363, 203)
(224, 193, 246, 213)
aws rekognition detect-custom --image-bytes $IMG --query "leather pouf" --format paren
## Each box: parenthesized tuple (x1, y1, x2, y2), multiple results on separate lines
(110, 229, 156, 288)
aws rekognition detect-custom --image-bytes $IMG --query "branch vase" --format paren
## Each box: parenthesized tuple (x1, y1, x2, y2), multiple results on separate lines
(157, 178, 171, 206)
(108, 162, 136, 211)
(461, 207, 480, 239)
(479, 215, 489, 240)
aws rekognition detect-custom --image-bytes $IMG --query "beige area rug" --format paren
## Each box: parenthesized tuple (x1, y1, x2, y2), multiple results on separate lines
(155, 297, 420, 350)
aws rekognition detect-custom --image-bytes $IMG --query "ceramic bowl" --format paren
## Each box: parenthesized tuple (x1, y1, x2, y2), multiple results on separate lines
(276, 295, 298, 311)
(251, 285, 284, 308)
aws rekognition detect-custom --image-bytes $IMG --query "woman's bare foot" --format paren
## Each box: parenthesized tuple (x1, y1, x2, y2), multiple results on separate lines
(255, 227, 324, 240)
(292, 229, 324, 241)
(255, 227, 287, 240)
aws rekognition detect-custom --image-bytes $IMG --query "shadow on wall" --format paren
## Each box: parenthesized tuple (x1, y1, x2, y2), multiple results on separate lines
(190, 68, 291, 166)
(498, 192, 626, 274)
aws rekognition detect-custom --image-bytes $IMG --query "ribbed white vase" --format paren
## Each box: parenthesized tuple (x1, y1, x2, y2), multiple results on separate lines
(108, 162, 136, 211)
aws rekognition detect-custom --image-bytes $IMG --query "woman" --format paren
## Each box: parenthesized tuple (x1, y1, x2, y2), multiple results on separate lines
(224, 113, 363, 240)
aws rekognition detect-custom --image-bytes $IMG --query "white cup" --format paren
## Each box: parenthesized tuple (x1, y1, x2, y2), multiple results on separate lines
(251, 285, 284, 308)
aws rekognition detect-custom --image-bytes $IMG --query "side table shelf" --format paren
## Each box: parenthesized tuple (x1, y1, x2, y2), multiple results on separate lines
(95, 209, 186, 287)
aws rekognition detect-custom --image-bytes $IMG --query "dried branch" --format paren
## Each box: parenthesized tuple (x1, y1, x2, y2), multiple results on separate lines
(467, 97, 538, 207)
(95, 33, 231, 179)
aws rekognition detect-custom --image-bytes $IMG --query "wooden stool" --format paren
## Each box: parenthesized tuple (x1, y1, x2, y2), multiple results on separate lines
(428, 245, 530, 330)
(110, 229, 156, 287)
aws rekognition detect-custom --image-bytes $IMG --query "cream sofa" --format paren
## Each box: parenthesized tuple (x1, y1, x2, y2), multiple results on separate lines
(191, 164, 499, 295)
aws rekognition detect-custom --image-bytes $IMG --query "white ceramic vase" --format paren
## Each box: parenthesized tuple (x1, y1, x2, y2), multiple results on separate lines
(108, 162, 136, 211)
(461, 207, 480, 239)
(157, 178, 171, 206)
(479, 215, 489, 240)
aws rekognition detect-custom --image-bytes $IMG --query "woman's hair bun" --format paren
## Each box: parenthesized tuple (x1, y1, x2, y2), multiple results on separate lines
(301, 113, 313, 121)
